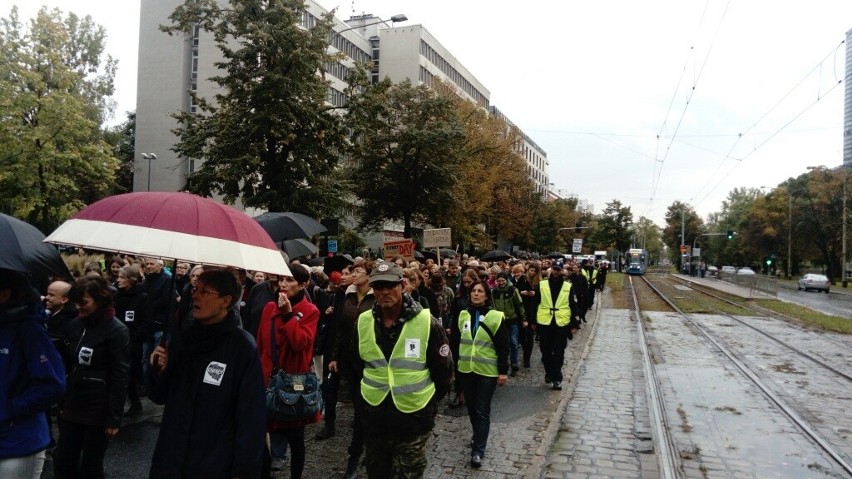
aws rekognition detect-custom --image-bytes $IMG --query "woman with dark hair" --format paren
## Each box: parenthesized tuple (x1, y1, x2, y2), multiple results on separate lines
(105, 256, 127, 287)
(54, 274, 130, 479)
(114, 265, 150, 416)
(515, 262, 540, 368)
(450, 280, 509, 469)
(257, 263, 320, 479)
(447, 269, 479, 408)
(147, 268, 266, 479)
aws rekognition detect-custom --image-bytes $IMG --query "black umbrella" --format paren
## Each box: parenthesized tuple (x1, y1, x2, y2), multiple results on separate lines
(323, 254, 354, 275)
(281, 238, 318, 259)
(1, 213, 70, 286)
(412, 250, 425, 260)
(307, 257, 325, 267)
(437, 248, 457, 258)
(546, 251, 566, 259)
(416, 250, 438, 262)
(254, 212, 327, 242)
(480, 250, 511, 262)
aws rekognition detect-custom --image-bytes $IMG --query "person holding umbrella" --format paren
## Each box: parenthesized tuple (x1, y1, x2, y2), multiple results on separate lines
(147, 268, 266, 479)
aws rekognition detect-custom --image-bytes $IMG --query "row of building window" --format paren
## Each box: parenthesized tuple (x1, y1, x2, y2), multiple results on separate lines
(326, 86, 347, 107)
(419, 40, 488, 107)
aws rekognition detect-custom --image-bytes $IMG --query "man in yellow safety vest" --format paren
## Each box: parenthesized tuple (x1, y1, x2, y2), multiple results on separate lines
(534, 260, 581, 390)
(347, 262, 453, 478)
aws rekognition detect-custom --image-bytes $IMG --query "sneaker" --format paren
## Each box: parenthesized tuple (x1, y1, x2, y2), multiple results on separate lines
(511, 364, 519, 373)
(270, 458, 287, 471)
(544, 374, 552, 384)
(470, 454, 482, 468)
(552, 380, 562, 390)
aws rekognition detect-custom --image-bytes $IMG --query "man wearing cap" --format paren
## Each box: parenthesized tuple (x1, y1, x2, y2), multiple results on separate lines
(347, 262, 453, 478)
(534, 260, 580, 390)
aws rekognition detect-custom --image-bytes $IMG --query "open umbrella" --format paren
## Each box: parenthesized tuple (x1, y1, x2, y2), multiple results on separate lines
(45, 192, 290, 275)
(323, 254, 354, 275)
(416, 250, 438, 262)
(307, 257, 325, 267)
(0, 213, 71, 285)
(437, 248, 457, 258)
(546, 252, 566, 259)
(281, 238, 318, 259)
(480, 250, 512, 262)
(253, 212, 327, 242)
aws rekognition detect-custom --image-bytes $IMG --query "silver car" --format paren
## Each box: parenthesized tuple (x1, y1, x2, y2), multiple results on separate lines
(798, 273, 830, 293)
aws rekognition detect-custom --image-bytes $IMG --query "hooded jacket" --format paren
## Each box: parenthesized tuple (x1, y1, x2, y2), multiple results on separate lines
(0, 301, 66, 459)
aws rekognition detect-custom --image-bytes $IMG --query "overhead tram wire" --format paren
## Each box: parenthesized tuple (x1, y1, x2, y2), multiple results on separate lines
(689, 39, 847, 207)
(646, 0, 731, 217)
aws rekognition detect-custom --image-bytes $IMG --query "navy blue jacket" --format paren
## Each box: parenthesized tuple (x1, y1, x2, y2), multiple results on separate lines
(0, 302, 66, 459)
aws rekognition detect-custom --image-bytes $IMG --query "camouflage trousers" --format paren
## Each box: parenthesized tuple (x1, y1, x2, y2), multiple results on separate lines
(364, 429, 430, 479)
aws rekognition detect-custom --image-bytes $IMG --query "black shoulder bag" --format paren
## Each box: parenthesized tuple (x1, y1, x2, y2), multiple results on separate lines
(264, 313, 323, 422)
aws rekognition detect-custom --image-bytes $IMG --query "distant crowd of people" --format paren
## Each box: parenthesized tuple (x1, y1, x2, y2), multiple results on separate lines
(0, 252, 611, 478)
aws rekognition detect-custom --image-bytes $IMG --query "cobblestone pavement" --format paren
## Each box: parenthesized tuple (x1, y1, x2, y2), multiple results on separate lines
(291, 300, 603, 479)
(542, 307, 649, 479)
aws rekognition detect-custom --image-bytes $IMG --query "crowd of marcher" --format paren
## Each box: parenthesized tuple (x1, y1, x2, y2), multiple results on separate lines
(0, 251, 611, 478)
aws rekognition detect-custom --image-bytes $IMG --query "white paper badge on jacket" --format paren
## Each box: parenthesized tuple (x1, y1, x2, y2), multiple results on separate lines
(405, 339, 420, 358)
(78, 347, 94, 365)
(203, 361, 227, 386)
(125, 311, 135, 322)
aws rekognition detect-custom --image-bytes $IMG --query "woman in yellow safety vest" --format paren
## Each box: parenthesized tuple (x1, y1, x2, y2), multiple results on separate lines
(451, 280, 509, 469)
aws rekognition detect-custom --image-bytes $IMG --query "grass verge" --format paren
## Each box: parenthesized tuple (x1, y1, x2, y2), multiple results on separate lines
(753, 299, 852, 334)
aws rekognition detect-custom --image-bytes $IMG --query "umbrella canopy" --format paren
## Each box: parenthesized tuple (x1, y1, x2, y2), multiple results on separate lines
(307, 257, 325, 267)
(416, 250, 437, 262)
(253, 212, 327, 242)
(323, 254, 354, 275)
(546, 252, 566, 259)
(480, 250, 512, 262)
(437, 248, 457, 258)
(45, 192, 290, 276)
(0, 213, 71, 284)
(281, 238, 318, 259)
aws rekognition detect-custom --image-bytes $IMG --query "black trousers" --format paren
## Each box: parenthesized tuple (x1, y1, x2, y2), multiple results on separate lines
(538, 322, 570, 382)
(53, 420, 110, 479)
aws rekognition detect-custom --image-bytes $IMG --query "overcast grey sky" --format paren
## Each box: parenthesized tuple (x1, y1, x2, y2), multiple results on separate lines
(4, 0, 852, 226)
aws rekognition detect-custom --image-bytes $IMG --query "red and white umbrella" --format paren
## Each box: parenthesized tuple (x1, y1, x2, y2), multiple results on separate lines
(45, 192, 290, 276)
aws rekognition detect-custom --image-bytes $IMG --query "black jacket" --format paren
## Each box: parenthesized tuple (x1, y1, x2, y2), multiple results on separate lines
(45, 306, 80, 374)
(143, 271, 174, 333)
(147, 317, 265, 479)
(63, 308, 130, 428)
(114, 284, 151, 342)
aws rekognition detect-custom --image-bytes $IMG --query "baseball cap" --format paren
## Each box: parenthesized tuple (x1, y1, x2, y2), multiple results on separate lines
(369, 262, 403, 284)
(551, 260, 564, 270)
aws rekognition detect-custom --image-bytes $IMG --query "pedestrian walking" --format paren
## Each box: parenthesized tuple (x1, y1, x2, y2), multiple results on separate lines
(257, 263, 320, 479)
(0, 269, 66, 479)
(113, 265, 150, 416)
(514, 263, 540, 368)
(147, 268, 266, 479)
(448, 269, 479, 407)
(326, 261, 375, 479)
(54, 274, 130, 479)
(490, 272, 525, 375)
(534, 261, 580, 390)
(347, 262, 453, 478)
(452, 280, 509, 468)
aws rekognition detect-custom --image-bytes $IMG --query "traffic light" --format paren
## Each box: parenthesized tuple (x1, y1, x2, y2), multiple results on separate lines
(726, 230, 734, 239)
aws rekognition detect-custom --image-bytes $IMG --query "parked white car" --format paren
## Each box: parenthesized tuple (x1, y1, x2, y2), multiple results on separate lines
(736, 267, 756, 276)
(797, 273, 830, 293)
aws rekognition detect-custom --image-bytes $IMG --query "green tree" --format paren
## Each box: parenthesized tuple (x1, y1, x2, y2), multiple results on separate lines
(532, 198, 577, 254)
(0, 7, 118, 232)
(163, 0, 347, 216)
(103, 111, 136, 194)
(346, 79, 465, 237)
(630, 216, 663, 263)
(663, 202, 703, 269)
(588, 200, 633, 254)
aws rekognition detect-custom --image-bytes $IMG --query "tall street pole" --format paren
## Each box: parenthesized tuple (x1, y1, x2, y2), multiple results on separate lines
(843, 179, 847, 288)
(787, 192, 792, 279)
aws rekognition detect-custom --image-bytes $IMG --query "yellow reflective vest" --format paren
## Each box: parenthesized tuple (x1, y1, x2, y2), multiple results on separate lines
(581, 268, 598, 285)
(357, 309, 436, 413)
(457, 309, 504, 377)
(537, 280, 572, 327)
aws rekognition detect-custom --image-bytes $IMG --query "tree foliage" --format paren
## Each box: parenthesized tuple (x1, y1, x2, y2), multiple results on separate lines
(663, 201, 703, 268)
(103, 111, 136, 194)
(346, 78, 465, 237)
(164, 0, 347, 216)
(0, 7, 118, 233)
(587, 200, 633, 254)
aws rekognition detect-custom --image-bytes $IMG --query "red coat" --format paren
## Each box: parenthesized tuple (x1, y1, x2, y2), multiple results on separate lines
(257, 293, 321, 430)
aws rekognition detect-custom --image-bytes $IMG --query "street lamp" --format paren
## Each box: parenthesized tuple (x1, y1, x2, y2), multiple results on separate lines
(760, 185, 792, 279)
(141, 153, 157, 191)
(336, 14, 408, 34)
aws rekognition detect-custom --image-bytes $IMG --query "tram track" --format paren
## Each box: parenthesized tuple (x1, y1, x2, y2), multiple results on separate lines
(633, 274, 852, 477)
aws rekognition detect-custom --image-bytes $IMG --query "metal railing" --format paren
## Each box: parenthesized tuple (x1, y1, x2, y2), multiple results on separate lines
(719, 272, 778, 297)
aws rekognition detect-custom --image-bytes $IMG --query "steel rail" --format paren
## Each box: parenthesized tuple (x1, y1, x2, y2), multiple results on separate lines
(628, 276, 682, 479)
(642, 275, 852, 476)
